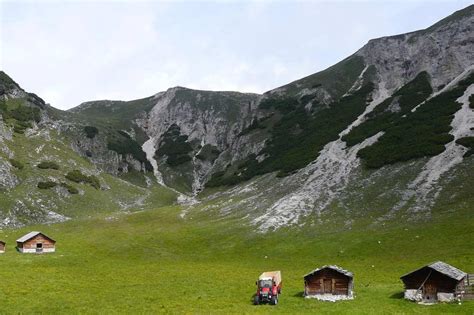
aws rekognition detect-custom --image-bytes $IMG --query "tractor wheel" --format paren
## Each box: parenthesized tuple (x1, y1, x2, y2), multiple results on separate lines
(253, 296, 260, 305)
(270, 296, 278, 305)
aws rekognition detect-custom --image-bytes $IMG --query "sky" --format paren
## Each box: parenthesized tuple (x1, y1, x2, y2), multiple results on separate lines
(0, 0, 472, 110)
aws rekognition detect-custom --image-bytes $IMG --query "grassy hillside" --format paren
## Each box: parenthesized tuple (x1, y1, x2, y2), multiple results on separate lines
(0, 121, 176, 224)
(0, 202, 472, 313)
(69, 97, 155, 132)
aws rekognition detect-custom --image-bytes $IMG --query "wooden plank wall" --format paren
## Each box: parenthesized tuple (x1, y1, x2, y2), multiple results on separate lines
(402, 268, 458, 292)
(22, 235, 55, 249)
(305, 269, 350, 295)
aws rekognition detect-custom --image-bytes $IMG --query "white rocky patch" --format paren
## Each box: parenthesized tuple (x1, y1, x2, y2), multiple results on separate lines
(142, 137, 165, 185)
(35, 144, 45, 154)
(45, 210, 69, 224)
(305, 294, 354, 302)
(142, 136, 196, 207)
(254, 83, 390, 232)
(343, 65, 369, 97)
(191, 139, 206, 194)
(0, 157, 19, 190)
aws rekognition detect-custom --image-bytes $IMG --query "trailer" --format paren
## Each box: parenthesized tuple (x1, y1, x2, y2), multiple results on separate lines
(254, 271, 282, 305)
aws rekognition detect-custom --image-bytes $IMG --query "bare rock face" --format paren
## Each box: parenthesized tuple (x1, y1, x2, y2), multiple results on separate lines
(0, 157, 19, 190)
(0, 198, 69, 229)
(356, 11, 474, 94)
(0, 117, 18, 189)
(71, 130, 125, 175)
(141, 87, 261, 192)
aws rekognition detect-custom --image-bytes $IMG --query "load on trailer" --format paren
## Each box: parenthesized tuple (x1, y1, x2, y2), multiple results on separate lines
(254, 271, 282, 305)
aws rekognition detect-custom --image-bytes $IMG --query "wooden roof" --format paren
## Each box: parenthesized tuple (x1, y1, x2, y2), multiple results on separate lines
(16, 231, 56, 243)
(401, 261, 466, 281)
(304, 265, 353, 279)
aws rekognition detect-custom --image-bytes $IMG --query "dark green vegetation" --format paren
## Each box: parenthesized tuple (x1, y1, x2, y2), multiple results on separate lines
(37, 161, 60, 170)
(0, 97, 41, 134)
(0, 71, 19, 92)
(107, 130, 152, 171)
(37, 181, 58, 189)
(0, 204, 472, 313)
(61, 182, 79, 194)
(259, 96, 299, 113)
(358, 73, 474, 168)
(262, 83, 373, 176)
(70, 97, 156, 133)
(208, 82, 374, 186)
(422, 4, 474, 34)
(65, 170, 101, 189)
(8, 104, 41, 123)
(343, 72, 433, 147)
(278, 55, 366, 100)
(84, 126, 99, 139)
(456, 137, 474, 157)
(155, 124, 193, 166)
(9, 158, 24, 170)
(238, 118, 267, 136)
(196, 144, 221, 162)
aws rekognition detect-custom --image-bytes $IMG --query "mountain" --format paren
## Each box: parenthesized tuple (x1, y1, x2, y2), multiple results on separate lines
(0, 4, 473, 231)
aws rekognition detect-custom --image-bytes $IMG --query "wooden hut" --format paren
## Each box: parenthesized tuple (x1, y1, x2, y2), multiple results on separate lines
(0, 241, 5, 253)
(303, 265, 354, 301)
(16, 231, 56, 254)
(400, 261, 473, 303)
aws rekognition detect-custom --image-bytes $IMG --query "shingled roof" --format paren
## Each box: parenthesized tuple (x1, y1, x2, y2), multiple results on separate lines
(16, 231, 55, 243)
(304, 265, 353, 278)
(401, 261, 467, 281)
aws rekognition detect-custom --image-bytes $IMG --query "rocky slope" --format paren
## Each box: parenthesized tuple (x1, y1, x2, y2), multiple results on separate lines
(0, 72, 177, 227)
(1, 5, 473, 231)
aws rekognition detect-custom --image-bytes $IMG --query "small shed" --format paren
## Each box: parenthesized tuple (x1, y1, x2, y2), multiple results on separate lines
(400, 261, 470, 303)
(0, 241, 5, 253)
(16, 231, 56, 254)
(303, 265, 354, 301)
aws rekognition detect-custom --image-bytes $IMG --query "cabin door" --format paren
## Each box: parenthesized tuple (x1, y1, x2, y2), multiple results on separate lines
(36, 243, 43, 253)
(423, 284, 437, 302)
(323, 279, 333, 294)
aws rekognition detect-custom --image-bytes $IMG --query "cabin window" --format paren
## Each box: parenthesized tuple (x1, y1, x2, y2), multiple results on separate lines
(36, 243, 43, 249)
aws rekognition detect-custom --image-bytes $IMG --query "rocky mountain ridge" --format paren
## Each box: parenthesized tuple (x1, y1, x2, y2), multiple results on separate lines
(1, 4, 473, 230)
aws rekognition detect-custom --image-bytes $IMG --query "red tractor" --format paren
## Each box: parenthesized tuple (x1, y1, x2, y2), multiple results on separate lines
(254, 271, 282, 305)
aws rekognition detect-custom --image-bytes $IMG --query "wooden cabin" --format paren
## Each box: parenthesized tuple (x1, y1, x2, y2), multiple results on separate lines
(303, 265, 354, 301)
(0, 241, 5, 253)
(16, 231, 56, 254)
(400, 261, 473, 303)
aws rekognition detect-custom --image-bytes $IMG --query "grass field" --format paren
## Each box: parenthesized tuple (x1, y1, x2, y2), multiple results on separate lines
(0, 203, 473, 314)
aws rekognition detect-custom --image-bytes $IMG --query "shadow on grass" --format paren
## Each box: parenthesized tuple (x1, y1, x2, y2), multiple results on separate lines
(249, 293, 257, 305)
(293, 291, 304, 298)
(390, 291, 404, 299)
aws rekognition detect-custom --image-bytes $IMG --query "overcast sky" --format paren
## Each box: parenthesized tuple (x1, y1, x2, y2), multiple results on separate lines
(0, 0, 471, 110)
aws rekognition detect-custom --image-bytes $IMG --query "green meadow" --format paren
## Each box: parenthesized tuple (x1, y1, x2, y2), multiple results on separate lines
(0, 203, 472, 314)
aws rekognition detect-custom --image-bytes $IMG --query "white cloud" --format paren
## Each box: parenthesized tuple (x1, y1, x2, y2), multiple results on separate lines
(1, 0, 472, 109)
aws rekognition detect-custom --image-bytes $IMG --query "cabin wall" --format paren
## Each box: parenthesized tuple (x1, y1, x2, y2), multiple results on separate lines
(401, 268, 459, 293)
(304, 269, 352, 296)
(17, 235, 55, 253)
